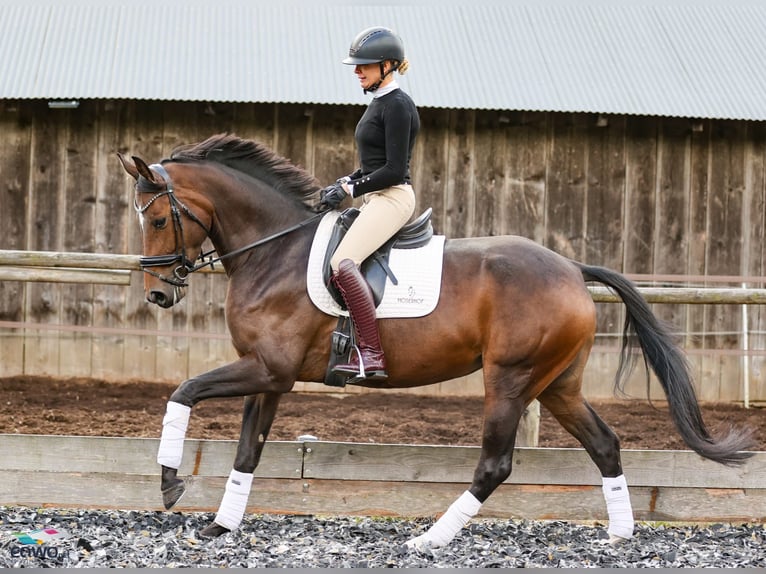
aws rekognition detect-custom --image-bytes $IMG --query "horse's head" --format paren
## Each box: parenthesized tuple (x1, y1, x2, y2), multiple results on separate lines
(118, 154, 213, 308)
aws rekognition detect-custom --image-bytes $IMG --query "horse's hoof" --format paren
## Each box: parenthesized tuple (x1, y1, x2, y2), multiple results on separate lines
(404, 534, 433, 552)
(161, 478, 186, 510)
(608, 533, 629, 545)
(199, 523, 230, 538)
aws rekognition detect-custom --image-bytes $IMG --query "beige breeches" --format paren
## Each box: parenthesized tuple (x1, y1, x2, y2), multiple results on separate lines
(330, 184, 416, 271)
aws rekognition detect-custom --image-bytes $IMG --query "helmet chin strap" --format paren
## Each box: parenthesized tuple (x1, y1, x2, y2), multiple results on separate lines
(364, 61, 399, 94)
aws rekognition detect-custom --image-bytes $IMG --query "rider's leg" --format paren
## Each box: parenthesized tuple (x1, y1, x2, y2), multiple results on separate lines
(331, 258, 388, 379)
(329, 185, 415, 380)
(329, 184, 415, 270)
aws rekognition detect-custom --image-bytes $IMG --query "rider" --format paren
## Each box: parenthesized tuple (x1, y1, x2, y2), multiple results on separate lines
(318, 26, 420, 381)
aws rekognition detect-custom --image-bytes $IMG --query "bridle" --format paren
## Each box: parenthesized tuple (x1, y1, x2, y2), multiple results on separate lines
(134, 163, 211, 287)
(134, 162, 326, 287)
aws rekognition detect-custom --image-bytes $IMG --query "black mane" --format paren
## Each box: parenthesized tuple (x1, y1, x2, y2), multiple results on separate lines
(170, 134, 320, 206)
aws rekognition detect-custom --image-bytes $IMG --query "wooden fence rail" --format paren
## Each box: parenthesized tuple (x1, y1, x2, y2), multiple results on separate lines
(3, 249, 766, 302)
(1, 435, 763, 522)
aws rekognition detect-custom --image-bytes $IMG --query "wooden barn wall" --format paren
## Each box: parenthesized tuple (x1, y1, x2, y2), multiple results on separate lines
(0, 99, 764, 402)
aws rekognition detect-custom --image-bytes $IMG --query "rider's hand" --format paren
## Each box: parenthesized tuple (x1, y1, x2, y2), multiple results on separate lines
(318, 182, 348, 210)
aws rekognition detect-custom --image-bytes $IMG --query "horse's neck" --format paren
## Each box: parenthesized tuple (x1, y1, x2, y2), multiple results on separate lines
(202, 170, 315, 276)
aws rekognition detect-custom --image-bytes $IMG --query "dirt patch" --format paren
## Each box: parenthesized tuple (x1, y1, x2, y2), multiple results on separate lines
(0, 376, 763, 451)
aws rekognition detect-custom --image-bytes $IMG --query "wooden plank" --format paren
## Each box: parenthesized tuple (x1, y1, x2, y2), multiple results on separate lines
(585, 115, 626, 351)
(744, 122, 766, 404)
(0, 249, 141, 269)
(472, 110, 506, 236)
(309, 104, 357, 186)
(411, 108, 449, 232)
(0, 267, 130, 284)
(0, 435, 302, 478)
(545, 113, 588, 260)
(24, 102, 67, 377)
(623, 116, 657, 274)
(444, 109, 475, 238)
(686, 120, 710, 360)
(58, 100, 99, 378)
(234, 102, 276, 150)
(0, 250, 222, 272)
(91, 100, 133, 381)
(504, 111, 548, 243)
(584, 114, 626, 268)
(653, 118, 691, 343)
(0, 472, 762, 523)
(274, 103, 312, 174)
(702, 122, 747, 402)
(303, 442, 766, 489)
(3, 435, 762, 489)
(0, 101, 31, 377)
(588, 286, 766, 304)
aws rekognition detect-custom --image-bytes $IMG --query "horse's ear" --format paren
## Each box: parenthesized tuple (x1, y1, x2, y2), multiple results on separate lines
(117, 153, 139, 180)
(131, 156, 160, 184)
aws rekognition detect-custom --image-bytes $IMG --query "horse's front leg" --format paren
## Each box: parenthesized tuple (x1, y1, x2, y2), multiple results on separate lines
(157, 356, 291, 511)
(199, 392, 283, 538)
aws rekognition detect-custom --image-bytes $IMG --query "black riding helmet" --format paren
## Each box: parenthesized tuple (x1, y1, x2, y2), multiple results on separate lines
(343, 26, 405, 92)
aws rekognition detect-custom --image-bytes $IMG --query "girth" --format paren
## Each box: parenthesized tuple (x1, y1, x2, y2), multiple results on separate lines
(322, 207, 434, 308)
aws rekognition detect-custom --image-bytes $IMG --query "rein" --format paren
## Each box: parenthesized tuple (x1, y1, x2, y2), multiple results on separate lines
(190, 212, 326, 274)
(135, 162, 326, 287)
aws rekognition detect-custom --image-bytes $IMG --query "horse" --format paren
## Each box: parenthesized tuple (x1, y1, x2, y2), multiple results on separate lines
(118, 133, 754, 549)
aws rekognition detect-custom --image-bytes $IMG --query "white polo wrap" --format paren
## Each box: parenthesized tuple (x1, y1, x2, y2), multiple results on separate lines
(214, 469, 254, 531)
(602, 474, 634, 539)
(156, 401, 191, 469)
(406, 490, 482, 549)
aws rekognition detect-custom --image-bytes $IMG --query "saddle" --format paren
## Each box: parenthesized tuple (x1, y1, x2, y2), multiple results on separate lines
(321, 206, 434, 387)
(321, 207, 434, 309)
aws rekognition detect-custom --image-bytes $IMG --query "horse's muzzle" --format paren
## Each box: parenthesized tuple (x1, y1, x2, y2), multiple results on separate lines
(147, 286, 185, 308)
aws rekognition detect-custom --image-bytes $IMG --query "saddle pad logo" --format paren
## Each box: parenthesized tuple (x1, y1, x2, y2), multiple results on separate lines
(398, 285, 425, 305)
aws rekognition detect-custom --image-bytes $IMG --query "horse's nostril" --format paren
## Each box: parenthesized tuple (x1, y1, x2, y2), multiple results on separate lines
(148, 290, 168, 306)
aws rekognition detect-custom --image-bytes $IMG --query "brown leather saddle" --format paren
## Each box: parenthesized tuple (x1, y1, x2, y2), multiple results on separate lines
(322, 206, 434, 387)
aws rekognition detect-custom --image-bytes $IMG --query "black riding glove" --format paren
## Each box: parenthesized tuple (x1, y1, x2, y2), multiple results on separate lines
(318, 182, 348, 211)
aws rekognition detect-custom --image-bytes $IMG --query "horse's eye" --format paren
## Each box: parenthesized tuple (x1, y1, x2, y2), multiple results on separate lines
(152, 217, 168, 229)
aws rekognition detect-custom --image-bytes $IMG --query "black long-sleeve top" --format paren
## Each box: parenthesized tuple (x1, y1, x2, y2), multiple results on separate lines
(348, 88, 420, 198)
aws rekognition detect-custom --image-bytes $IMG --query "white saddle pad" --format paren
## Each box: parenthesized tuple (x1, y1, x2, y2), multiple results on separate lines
(306, 211, 446, 318)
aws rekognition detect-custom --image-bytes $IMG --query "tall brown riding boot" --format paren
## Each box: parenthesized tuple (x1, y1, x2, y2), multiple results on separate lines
(331, 258, 388, 381)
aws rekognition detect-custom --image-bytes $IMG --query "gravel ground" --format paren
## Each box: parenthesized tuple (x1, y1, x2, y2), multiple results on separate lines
(1, 507, 764, 568)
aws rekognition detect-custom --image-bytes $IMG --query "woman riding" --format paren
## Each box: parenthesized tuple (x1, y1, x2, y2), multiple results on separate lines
(318, 26, 420, 382)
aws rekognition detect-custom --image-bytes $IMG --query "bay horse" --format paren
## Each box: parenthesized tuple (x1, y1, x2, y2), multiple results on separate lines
(118, 133, 754, 549)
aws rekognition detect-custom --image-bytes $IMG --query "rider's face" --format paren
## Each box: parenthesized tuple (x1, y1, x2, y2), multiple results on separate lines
(354, 62, 392, 91)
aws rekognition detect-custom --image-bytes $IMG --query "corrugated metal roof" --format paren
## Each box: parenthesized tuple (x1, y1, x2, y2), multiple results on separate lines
(2, 0, 766, 120)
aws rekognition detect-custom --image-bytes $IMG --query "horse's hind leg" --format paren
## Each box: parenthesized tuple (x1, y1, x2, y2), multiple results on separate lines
(200, 392, 282, 538)
(537, 360, 634, 542)
(406, 370, 527, 550)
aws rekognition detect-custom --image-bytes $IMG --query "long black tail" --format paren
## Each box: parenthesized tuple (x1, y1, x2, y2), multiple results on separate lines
(577, 262, 756, 466)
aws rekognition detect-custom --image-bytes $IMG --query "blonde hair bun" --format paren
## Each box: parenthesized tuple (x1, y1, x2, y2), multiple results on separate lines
(397, 59, 410, 75)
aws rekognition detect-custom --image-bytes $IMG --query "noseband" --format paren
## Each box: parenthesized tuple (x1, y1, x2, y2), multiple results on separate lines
(134, 163, 211, 288)
(134, 162, 327, 288)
